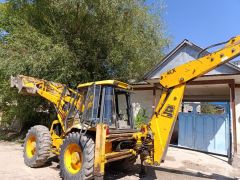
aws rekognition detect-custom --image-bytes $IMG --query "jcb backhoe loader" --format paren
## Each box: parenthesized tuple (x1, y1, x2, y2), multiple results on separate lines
(11, 35, 240, 179)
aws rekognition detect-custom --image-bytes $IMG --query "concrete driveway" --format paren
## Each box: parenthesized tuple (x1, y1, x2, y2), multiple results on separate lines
(0, 141, 239, 180)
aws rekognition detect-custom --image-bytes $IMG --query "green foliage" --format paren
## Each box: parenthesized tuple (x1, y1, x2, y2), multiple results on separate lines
(0, 0, 169, 127)
(200, 103, 224, 114)
(135, 108, 148, 128)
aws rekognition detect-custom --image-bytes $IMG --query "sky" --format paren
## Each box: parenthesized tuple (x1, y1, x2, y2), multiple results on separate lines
(161, 0, 240, 49)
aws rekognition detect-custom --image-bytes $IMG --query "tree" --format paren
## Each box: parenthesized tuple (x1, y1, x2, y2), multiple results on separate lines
(0, 0, 169, 128)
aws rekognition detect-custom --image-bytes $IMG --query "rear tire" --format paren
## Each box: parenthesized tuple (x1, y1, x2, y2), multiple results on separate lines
(60, 132, 95, 180)
(23, 125, 51, 167)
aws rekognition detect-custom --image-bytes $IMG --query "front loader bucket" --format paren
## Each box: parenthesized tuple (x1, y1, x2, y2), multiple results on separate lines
(10, 75, 38, 95)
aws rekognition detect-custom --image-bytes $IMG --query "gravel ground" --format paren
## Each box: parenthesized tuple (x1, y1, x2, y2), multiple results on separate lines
(0, 141, 239, 180)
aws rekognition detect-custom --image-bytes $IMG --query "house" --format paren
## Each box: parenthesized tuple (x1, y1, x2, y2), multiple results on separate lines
(232, 60, 240, 68)
(131, 39, 240, 165)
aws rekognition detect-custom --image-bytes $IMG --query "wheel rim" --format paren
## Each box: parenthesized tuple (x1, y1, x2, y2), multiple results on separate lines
(26, 135, 36, 158)
(64, 143, 83, 175)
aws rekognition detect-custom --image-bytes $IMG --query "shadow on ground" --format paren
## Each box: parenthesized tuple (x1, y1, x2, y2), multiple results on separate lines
(45, 155, 60, 169)
(150, 166, 236, 180)
(0, 130, 23, 142)
(44, 156, 236, 180)
(105, 164, 236, 180)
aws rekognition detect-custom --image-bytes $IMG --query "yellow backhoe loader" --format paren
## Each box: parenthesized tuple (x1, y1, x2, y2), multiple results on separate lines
(11, 35, 240, 179)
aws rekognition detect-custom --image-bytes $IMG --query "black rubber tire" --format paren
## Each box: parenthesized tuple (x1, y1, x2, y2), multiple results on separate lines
(23, 125, 51, 167)
(109, 155, 137, 171)
(60, 132, 95, 180)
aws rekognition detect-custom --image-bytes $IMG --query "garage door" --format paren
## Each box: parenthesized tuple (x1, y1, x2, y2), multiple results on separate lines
(178, 102, 230, 156)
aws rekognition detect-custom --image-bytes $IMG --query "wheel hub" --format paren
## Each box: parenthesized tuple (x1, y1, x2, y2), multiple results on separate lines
(26, 135, 36, 158)
(64, 143, 83, 174)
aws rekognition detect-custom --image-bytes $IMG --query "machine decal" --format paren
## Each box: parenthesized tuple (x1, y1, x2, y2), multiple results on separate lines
(166, 68, 176, 75)
(162, 105, 175, 118)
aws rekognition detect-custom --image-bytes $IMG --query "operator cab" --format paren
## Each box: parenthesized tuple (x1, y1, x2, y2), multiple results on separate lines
(77, 80, 134, 130)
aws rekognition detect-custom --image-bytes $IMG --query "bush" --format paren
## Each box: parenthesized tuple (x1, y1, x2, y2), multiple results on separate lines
(135, 108, 148, 128)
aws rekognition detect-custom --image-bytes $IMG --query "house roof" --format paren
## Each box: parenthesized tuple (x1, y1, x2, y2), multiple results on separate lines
(143, 39, 240, 80)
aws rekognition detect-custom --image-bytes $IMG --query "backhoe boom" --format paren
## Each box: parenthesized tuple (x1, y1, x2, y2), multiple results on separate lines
(147, 36, 240, 165)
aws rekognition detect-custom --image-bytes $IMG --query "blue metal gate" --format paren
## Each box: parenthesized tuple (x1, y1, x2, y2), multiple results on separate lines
(178, 102, 230, 156)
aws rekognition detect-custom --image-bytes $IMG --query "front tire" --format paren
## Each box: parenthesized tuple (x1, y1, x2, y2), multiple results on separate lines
(60, 132, 95, 180)
(23, 125, 51, 167)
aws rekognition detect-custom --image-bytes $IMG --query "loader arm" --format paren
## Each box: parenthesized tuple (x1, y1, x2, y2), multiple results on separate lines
(148, 36, 240, 165)
(10, 75, 84, 131)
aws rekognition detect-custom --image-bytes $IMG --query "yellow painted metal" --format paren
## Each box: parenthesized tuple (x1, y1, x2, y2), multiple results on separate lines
(64, 143, 83, 175)
(105, 149, 137, 158)
(77, 80, 132, 90)
(149, 83, 186, 165)
(154, 89, 168, 115)
(52, 149, 60, 155)
(11, 75, 85, 133)
(133, 124, 148, 145)
(160, 36, 240, 88)
(50, 120, 61, 133)
(51, 133, 63, 151)
(50, 120, 63, 152)
(94, 124, 107, 176)
(26, 135, 36, 158)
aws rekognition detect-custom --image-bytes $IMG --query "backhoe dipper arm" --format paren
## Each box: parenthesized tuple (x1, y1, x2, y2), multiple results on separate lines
(149, 36, 240, 165)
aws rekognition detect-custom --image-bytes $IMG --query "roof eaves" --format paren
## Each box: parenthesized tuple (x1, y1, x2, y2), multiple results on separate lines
(143, 39, 190, 80)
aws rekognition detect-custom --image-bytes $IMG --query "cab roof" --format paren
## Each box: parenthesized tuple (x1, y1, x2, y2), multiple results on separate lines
(77, 80, 132, 90)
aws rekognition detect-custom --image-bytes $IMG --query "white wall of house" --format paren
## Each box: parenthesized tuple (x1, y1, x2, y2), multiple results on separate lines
(131, 90, 153, 119)
(131, 90, 162, 120)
